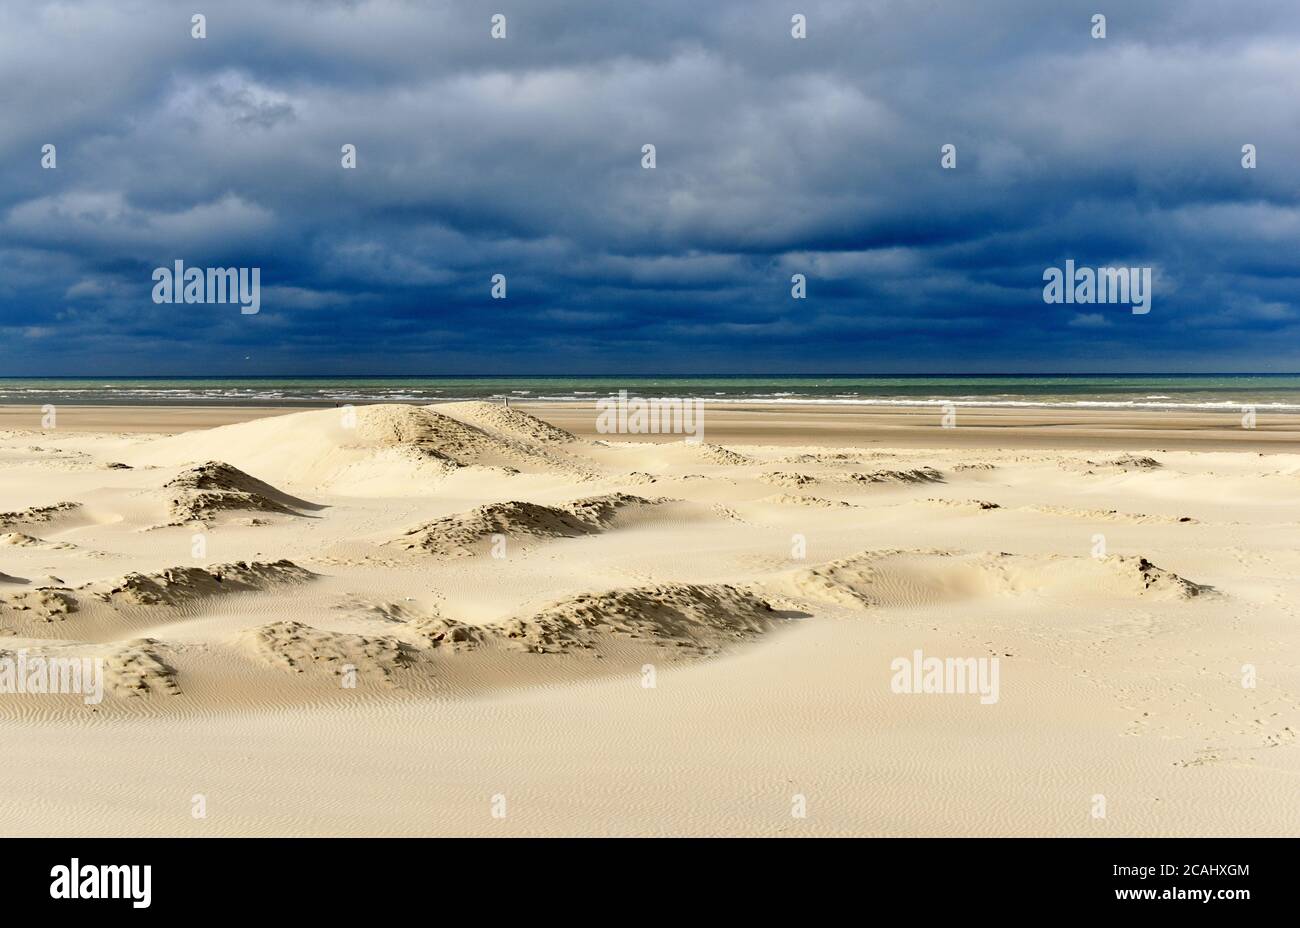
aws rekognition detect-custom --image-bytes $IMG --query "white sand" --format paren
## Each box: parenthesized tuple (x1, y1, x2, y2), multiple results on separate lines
(0, 401, 1296, 835)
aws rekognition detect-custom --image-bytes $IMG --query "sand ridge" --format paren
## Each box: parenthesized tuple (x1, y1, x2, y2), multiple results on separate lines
(385, 492, 668, 557)
(163, 461, 321, 524)
(82, 560, 316, 607)
(785, 549, 1212, 609)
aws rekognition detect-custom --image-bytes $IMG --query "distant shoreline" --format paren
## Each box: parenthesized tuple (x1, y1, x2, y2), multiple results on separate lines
(4, 401, 1296, 452)
(1, 374, 1298, 411)
(2, 372, 1297, 379)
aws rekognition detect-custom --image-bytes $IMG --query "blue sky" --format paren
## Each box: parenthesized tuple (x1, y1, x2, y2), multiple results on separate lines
(2, 0, 1298, 375)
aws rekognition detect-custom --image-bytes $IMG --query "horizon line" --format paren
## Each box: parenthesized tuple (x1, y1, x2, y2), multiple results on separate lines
(1, 372, 1299, 380)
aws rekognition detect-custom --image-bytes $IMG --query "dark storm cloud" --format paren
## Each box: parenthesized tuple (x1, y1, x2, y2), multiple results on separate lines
(2, 0, 1299, 373)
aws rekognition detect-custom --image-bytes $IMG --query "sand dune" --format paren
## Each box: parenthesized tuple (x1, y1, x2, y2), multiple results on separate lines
(787, 549, 1210, 609)
(241, 620, 415, 681)
(555, 491, 665, 526)
(0, 501, 82, 529)
(779, 451, 866, 465)
(1061, 453, 1164, 473)
(0, 638, 178, 699)
(81, 560, 315, 607)
(759, 471, 818, 487)
(388, 501, 599, 556)
(163, 461, 320, 523)
(757, 493, 855, 508)
(101, 640, 179, 696)
(433, 400, 576, 444)
(517, 583, 782, 655)
(0, 586, 78, 620)
(0, 531, 78, 549)
(0, 532, 43, 547)
(122, 403, 590, 495)
(846, 466, 945, 484)
(387, 492, 665, 556)
(1020, 504, 1195, 524)
(921, 498, 1001, 511)
(411, 583, 782, 657)
(694, 443, 754, 466)
(351, 404, 509, 461)
(0, 403, 1296, 837)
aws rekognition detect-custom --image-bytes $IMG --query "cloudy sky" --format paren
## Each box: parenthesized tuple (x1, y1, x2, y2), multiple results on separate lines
(3, 0, 1298, 375)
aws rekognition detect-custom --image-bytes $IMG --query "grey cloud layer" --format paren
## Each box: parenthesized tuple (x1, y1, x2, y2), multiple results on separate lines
(2, 0, 1298, 373)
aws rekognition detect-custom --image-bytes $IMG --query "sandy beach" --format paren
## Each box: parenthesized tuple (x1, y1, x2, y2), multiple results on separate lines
(0, 401, 1296, 836)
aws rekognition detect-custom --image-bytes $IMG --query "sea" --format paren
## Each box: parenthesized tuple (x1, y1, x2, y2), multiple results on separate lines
(0, 375, 1298, 411)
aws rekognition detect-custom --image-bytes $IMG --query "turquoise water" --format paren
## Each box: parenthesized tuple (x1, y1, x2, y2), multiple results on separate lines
(1, 375, 1299, 410)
